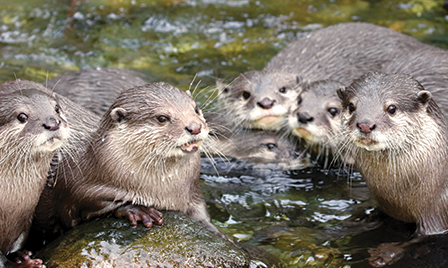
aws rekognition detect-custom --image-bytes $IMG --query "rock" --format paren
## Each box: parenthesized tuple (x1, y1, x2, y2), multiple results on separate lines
(36, 212, 256, 268)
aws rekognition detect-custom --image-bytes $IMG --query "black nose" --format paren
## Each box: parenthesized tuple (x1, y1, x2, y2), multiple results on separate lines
(43, 118, 60, 131)
(186, 123, 201, 135)
(257, 98, 276, 109)
(297, 112, 314, 124)
(357, 122, 376, 134)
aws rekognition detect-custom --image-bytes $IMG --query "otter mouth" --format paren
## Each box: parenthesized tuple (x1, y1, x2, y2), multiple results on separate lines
(294, 127, 313, 139)
(355, 137, 379, 150)
(180, 141, 202, 153)
(254, 115, 282, 126)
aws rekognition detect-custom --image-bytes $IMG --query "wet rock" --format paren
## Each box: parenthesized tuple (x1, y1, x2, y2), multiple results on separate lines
(36, 212, 263, 268)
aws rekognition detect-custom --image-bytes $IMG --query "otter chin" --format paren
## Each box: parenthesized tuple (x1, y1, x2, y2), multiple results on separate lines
(253, 115, 283, 129)
(293, 127, 313, 140)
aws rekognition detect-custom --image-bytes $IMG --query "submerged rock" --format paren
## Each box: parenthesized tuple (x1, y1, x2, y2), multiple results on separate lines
(36, 212, 281, 268)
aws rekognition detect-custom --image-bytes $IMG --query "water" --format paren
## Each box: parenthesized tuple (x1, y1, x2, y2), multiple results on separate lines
(1, 0, 447, 267)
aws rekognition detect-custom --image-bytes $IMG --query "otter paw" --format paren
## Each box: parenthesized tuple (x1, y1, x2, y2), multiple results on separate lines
(115, 204, 163, 228)
(7, 251, 45, 268)
(367, 242, 405, 267)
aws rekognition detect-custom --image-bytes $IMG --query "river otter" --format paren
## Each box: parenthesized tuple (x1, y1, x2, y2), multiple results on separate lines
(0, 82, 69, 267)
(34, 82, 219, 240)
(43, 67, 150, 116)
(383, 46, 448, 116)
(337, 72, 448, 264)
(287, 80, 345, 165)
(217, 22, 430, 131)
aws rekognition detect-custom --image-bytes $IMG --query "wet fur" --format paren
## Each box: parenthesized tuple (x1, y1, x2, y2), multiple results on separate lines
(36, 82, 217, 235)
(0, 81, 69, 264)
(337, 72, 448, 235)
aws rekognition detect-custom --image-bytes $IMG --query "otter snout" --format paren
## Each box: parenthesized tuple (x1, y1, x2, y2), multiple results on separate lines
(43, 117, 61, 131)
(257, 98, 276, 109)
(357, 122, 376, 134)
(185, 122, 202, 135)
(297, 112, 314, 124)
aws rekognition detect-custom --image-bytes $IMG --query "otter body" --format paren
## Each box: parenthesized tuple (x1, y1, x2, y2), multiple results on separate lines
(36, 82, 217, 236)
(44, 67, 150, 116)
(0, 81, 69, 267)
(337, 72, 448, 235)
(218, 22, 430, 131)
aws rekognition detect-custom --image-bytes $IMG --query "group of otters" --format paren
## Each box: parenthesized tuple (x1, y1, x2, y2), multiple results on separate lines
(2, 22, 448, 267)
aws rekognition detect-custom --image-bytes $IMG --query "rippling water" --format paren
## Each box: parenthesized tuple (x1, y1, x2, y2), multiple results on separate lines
(1, 0, 447, 267)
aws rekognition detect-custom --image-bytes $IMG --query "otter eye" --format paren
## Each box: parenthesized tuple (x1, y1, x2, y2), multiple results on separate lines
(194, 106, 201, 115)
(17, 113, 28, 123)
(297, 95, 303, 105)
(387, 105, 397, 115)
(242, 91, 251, 100)
(279, 87, 287, 94)
(327, 107, 339, 117)
(156, 115, 170, 124)
(348, 103, 356, 114)
(55, 104, 61, 114)
(265, 143, 277, 151)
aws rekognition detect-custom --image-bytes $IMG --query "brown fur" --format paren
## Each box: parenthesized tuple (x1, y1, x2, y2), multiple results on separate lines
(0, 81, 69, 265)
(35, 82, 218, 237)
(337, 72, 448, 236)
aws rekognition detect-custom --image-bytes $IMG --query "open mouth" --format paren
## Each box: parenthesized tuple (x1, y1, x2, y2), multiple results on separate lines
(356, 137, 379, 149)
(180, 141, 201, 153)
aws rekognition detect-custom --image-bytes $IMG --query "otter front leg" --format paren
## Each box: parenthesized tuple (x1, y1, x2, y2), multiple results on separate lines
(115, 204, 163, 228)
(3, 251, 45, 268)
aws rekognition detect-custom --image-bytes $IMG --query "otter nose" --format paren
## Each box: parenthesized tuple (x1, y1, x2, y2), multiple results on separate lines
(257, 98, 276, 109)
(43, 117, 60, 131)
(186, 123, 201, 135)
(297, 112, 314, 124)
(357, 122, 376, 134)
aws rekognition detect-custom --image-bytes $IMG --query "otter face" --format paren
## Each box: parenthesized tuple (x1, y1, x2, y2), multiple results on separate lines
(338, 72, 433, 152)
(217, 70, 301, 131)
(0, 88, 69, 155)
(106, 82, 209, 160)
(288, 80, 343, 147)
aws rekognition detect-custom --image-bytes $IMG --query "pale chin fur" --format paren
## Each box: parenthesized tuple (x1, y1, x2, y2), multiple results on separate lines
(32, 127, 69, 153)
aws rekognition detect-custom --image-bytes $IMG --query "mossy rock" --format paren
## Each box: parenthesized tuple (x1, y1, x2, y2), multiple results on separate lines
(37, 212, 257, 268)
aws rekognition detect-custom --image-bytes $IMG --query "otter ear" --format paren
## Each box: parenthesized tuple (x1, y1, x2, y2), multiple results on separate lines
(417, 90, 432, 105)
(110, 107, 128, 123)
(336, 86, 348, 101)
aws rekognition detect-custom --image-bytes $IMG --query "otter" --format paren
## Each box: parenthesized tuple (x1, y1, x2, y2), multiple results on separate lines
(337, 72, 448, 245)
(205, 112, 305, 168)
(287, 80, 345, 165)
(217, 22, 430, 131)
(215, 71, 302, 131)
(43, 67, 150, 116)
(383, 46, 448, 116)
(0, 82, 69, 267)
(34, 82, 219, 240)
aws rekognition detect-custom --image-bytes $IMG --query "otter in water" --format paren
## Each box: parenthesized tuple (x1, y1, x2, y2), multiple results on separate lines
(217, 22, 430, 131)
(287, 80, 345, 165)
(43, 67, 150, 116)
(0, 82, 69, 267)
(215, 71, 302, 131)
(337, 72, 448, 235)
(35, 82, 219, 239)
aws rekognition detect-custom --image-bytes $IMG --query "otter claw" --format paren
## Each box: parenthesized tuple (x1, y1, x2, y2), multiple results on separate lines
(115, 204, 163, 228)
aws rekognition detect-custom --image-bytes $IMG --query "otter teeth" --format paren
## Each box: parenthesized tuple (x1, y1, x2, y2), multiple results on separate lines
(180, 141, 201, 153)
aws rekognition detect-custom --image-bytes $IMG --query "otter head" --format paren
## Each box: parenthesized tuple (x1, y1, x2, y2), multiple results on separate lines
(288, 80, 344, 147)
(100, 82, 209, 161)
(337, 72, 434, 152)
(0, 86, 69, 157)
(217, 70, 302, 131)
(227, 130, 302, 164)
